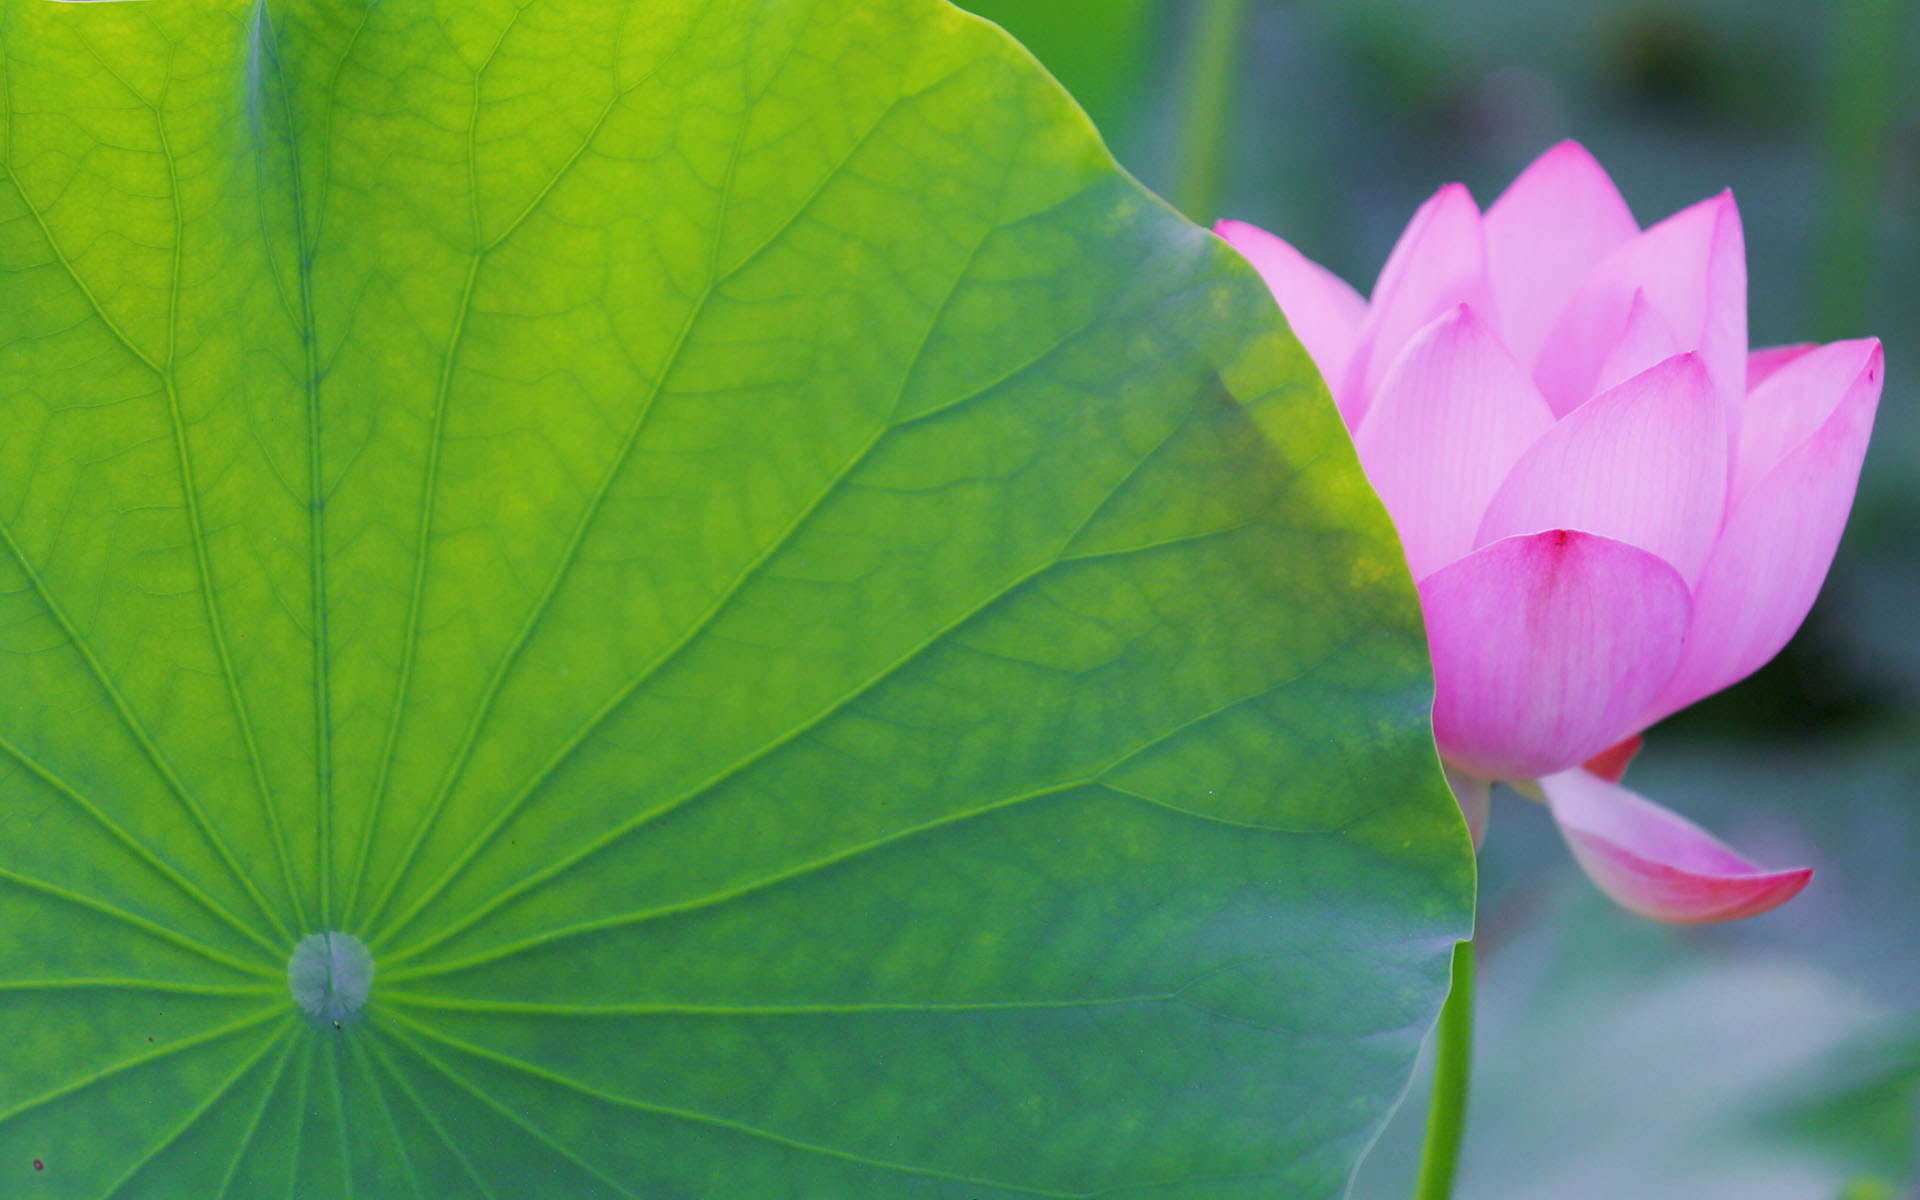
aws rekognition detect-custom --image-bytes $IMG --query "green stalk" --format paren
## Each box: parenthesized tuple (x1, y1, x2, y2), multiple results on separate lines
(1813, 0, 1911, 338)
(1414, 939, 1475, 1200)
(1172, 0, 1250, 222)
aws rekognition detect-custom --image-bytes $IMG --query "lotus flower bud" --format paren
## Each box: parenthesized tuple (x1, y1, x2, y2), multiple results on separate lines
(1220, 142, 1881, 922)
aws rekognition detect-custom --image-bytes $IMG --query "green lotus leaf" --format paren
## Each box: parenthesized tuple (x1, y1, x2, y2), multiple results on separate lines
(0, 0, 1471, 1195)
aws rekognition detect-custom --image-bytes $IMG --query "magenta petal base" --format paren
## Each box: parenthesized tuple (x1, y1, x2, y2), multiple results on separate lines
(1542, 768, 1811, 923)
(1420, 529, 1690, 780)
(1582, 735, 1644, 784)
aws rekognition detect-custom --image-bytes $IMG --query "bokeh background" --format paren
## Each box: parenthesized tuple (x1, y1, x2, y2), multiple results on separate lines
(959, 1, 1920, 1195)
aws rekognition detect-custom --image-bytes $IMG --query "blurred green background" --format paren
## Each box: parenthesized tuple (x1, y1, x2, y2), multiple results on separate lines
(961, 0, 1920, 1194)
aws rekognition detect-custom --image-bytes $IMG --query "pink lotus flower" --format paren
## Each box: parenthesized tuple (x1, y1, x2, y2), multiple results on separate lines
(1220, 141, 1882, 923)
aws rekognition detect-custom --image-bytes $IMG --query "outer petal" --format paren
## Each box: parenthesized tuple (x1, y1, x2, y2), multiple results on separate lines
(1543, 768, 1812, 923)
(1532, 192, 1747, 427)
(1215, 219, 1366, 395)
(1476, 353, 1727, 586)
(1748, 342, 1816, 391)
(1730, 338, 1883, 507)
(1353, 304, 1556, 579)
(1337, 183, 1493, 427)
(1642, 340, 1883, 722)
(1484, 140, 1639, 369)
(1420, 530, 1690, 780)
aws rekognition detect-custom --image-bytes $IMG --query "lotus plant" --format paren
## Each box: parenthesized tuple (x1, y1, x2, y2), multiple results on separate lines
(1220, 141, 1883, 924)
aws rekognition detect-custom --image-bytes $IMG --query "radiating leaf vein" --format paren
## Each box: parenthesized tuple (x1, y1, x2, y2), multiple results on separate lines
(0, 865, 275, 982)
(382, 398, 1241, 965)
(0, 729, 285, 959)
(0, 1006, 282, 1131)
(387, 1010, 1093, 1199)
(388, 1023, 642, 1200)
(98, 1017, 292, 1200)
(213, 1034, 300, 1200)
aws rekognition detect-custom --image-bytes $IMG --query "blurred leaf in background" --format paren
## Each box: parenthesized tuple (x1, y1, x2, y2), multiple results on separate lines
(960, 0, 1163, 143)
(1349, 882, 1920, 1200)
(1344, 736, 1920, 1196)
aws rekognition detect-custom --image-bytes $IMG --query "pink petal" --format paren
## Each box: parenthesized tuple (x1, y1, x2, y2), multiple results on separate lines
(1542, 767, 1812, 923)
(1215, 219, 1367, 397)
(1420, 530, 1691, 780)
(1748, 343, 1817, 391)
(1476, 353, 1728, 586)
(1532, 192, 1748, 426)
(1484, 140, 1639, 369)
(1591, 289, 1681, 396)
(1337, 183, 1494, 427)
(1641, 340, 1883, 722)
(1442, 762, 1491, 850)
(1353, 304, 1556, 579)
(1731, 338, 1883, 508)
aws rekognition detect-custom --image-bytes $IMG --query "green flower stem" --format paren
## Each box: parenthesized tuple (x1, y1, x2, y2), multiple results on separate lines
(1415, 939, 1476, 1200)
(1172, 0, 1249, 222)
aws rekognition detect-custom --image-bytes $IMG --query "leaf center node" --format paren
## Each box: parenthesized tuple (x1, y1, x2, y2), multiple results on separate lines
(287, 931, 374, 1026)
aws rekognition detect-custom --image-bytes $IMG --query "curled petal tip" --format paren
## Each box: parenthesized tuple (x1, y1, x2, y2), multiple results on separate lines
(1527, 140, 1612, 182)
(1543, 768, 1811, 924)
(1484, 143, 1636, 371)
(1340, 184, 1491, 425)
